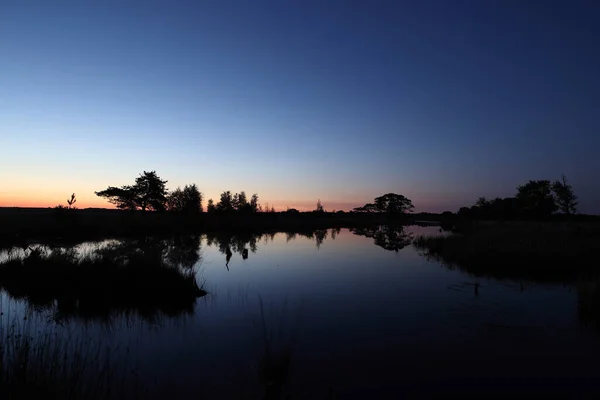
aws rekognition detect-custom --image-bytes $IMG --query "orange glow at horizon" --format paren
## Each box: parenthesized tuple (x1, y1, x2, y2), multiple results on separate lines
(1, 195, 451, 213)
(2, 185, 450, 213)
(0, 191, 116, 209)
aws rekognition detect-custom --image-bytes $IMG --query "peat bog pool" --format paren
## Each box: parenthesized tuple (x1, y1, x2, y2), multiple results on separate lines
(1, 225, 600, 398)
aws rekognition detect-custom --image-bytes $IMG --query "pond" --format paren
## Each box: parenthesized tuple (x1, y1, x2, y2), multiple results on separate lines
(1, 226, 600, 398)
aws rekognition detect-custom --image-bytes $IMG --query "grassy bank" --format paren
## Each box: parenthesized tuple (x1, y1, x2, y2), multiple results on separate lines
(0, 247, 206, 322)
(0, 208, 418, 248)
(414, 221, 600, 282)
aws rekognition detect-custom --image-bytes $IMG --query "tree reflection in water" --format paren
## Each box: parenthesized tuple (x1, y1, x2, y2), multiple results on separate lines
(350, 225, 414, 252)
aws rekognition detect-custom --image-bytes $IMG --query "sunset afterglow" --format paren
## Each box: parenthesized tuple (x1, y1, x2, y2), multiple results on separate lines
(2, 1, 599, 213)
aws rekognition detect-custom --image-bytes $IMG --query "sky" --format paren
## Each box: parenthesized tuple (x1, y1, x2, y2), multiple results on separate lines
(1, 0, 599, 213)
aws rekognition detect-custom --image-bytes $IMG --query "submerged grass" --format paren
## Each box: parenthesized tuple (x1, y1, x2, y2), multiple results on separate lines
(414, 221, 600, 282)
(256, 297, 293, 400)
(0, 295, 306, 400)
(0, 312, 140, 399)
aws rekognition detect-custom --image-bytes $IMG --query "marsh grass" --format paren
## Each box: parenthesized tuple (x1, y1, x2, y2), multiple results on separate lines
(252, 296, 302, 400)
(0, 247, 207, 322)
(0, 311, 141, 399)
(414, 222, 600, 282)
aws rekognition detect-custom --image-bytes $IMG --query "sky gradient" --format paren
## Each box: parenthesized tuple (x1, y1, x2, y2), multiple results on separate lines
(1, 0, 599, 213)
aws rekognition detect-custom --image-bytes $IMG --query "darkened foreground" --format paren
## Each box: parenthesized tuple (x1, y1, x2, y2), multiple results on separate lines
(0, 242, 206, 322)
(0, 316, 146, 400)
(2, 227, 600, 398)
(0, 237, 208, 398)
(415, 221, 600, 282)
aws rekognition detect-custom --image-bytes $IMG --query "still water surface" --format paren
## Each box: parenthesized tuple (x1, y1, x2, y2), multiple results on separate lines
(1, 226, 599, 397)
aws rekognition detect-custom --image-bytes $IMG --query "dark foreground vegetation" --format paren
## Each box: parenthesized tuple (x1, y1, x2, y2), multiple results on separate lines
(0, 239, 206, 322)
(415, 221, 600, 282)
(415, 220, 600, 340)
(0, 232, 300, 399)
(0, 324, 135, 399)
(1, 225, 600, 398)
(0, 244, 206, 399)
(0, 238, 204, 399)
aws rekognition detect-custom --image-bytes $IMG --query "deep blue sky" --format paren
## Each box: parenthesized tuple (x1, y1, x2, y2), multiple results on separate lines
(1, 0, 599, 212)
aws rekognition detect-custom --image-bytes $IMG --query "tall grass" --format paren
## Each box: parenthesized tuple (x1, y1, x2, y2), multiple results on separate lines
(251, 296, 304, 400)
(0, 311, 141, 399)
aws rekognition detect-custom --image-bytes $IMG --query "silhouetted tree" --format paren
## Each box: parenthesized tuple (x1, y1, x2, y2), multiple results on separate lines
(233, 191, 254, 213)
(352, 203, 378, 213)
(493, 197, 522, 219)
(516, 180, 557, 218)
(475, 197, 488, 208)
(352, 194, 414, 215)
(315, 199, 324, 213)
(167, 187, 185, 212)
(134, 171, 169, 212)
(263, 202, 276, 213)
(187, 184, 203, 213)
(458, 207, 472, 218)
(95, 186, 138, 210)
(168, 184, 203, 214)
(207, 198, 216, 213)
(96, 171, 168, 213)
(216, 191, 234, 213)
(250, 193, 259, 213)
(232, 191, 246, 210)
(552, 174, 578, 215)
(374, 193, 414, 214)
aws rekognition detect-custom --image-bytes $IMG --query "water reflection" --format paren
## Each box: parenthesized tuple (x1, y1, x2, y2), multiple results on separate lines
(3, 227, 600, 340)
(350, 225, 413, 252)
(0, 235, 205, 323)
(1, 228, 600, 397)
(284, 229, 330, 249)
(205, 232, 262, 269)
(205, 228, 345, 266)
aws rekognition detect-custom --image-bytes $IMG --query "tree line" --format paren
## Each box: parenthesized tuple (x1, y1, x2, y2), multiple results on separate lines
(94, 171, 420, 216)
(458, 174, 579, 219)
(92, 171, 580, 219)
(95, 171, 267, 214)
